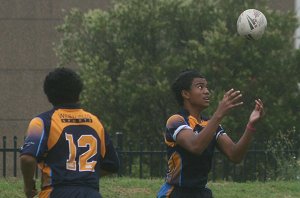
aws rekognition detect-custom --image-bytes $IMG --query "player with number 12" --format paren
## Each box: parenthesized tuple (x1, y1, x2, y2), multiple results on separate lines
(20, 68, 119, 198)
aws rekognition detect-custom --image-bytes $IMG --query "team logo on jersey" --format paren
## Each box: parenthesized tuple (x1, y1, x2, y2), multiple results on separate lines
(20, 141, 35, 150)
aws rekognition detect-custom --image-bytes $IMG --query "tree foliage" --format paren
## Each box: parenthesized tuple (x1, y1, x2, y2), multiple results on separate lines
(55, 0, 300, 149)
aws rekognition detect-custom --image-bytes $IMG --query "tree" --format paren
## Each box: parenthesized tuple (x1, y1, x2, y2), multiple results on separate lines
(55, 0, 300, 151)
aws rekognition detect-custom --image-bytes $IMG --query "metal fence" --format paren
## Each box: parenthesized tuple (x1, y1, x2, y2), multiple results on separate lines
(0, 136, 19, 177)
(1, 135, 299, 181)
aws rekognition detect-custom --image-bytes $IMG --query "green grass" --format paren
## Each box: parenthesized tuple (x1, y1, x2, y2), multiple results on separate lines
(0, 177, 24, 198)
(1, 177, 300, 198)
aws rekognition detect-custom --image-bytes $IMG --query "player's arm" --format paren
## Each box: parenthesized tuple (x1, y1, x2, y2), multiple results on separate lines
(20, 155, 37, 198)
(20, 117, 44, 198)
(99, 132, 120, 176)
(217, 99, 264, 163)
(176, 89, 243, 154)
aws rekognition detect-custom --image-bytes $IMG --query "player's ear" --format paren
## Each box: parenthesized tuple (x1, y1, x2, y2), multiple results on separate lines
(181, 90, 190, 100)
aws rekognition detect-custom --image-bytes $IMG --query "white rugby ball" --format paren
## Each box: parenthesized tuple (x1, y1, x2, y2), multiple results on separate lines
(237, 9, 267, 40)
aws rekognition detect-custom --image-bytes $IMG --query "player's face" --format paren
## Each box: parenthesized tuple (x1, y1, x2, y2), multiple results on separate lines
(188, 78, 210, 109)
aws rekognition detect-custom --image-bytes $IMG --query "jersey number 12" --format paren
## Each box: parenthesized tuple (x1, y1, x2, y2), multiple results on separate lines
(65, 133, 97, 172)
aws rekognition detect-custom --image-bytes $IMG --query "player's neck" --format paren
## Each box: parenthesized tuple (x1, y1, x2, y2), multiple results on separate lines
(183, 103, 204, 121)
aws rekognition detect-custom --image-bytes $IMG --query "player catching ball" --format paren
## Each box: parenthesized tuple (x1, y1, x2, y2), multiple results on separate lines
(157, 70, 264, 198)
(20, 68, 119, 198)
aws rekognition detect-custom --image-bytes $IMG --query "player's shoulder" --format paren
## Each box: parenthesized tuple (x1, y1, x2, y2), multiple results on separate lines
(167, 114, 185, 123)
(81, 109, 100, 121)
(166, 113, 188, 128)
(28, 109, 56, 128)
(36, 109, 56, 121)
(28, 117, 44, 129)
(80, 109, 104, 127)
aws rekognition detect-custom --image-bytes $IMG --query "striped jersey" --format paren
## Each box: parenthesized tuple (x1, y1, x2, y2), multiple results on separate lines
(20, 104, 119, 194)
(163, 109, 225, 188)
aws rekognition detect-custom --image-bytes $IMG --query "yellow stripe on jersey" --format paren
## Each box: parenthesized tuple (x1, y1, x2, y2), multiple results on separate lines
(166, 152, 182, 184)
(38, 186, 52, 198)
(165, 136, 176, 147)
(188, 115, 208, 128)
(27, 117, 44, 137)
(166, 185, 175, 198)
(200, 120, 208, 127)
(38, 162, 52, 188)
(166, 115, 186, 128)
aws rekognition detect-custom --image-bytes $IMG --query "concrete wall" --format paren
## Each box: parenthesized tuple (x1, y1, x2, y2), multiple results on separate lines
(268, 0, 294, 11)
(0, 0, 110, 177)
(0, 1, 109, 145)
(295, 0, 300, 48)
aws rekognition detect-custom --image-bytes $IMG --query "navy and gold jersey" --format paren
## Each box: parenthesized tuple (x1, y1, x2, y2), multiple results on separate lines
(158, 109, 225, 197)
(20, 104, 119, 197)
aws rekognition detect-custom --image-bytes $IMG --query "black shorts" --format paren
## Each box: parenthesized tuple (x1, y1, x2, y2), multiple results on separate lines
(169, 186, 213, 198)
(49, 186, 102, 198)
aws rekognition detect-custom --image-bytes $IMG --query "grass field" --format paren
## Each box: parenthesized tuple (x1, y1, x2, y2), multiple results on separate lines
(1, 177, 300, 198)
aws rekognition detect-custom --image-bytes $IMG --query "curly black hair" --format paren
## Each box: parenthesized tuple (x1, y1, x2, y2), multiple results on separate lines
(171, 69, 204, 106)
(43, 67, 83, 106)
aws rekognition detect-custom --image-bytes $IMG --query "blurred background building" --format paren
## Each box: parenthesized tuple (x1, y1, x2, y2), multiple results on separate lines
(295, 0, 300, 48)
(0, 0, 110, 143)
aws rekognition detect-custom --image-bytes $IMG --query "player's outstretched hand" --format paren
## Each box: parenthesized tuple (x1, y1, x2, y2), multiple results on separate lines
(215, 89, 243, 118)
(248, 99, 264, 125)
